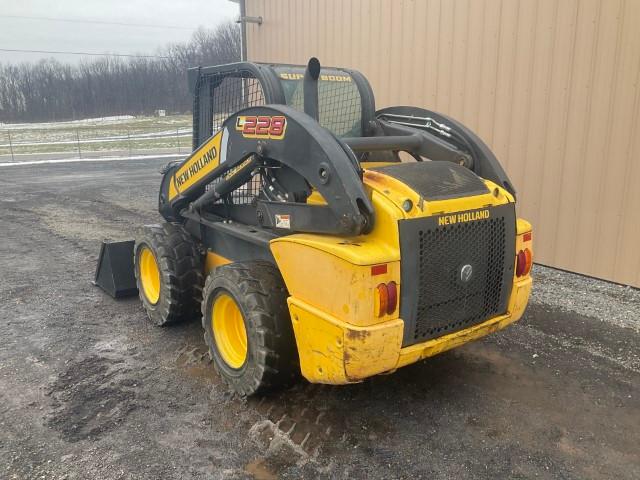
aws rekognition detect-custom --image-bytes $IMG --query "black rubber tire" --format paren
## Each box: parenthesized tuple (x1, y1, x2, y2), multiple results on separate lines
(202, 261, 299, 396)
(134, 222, 203, 326)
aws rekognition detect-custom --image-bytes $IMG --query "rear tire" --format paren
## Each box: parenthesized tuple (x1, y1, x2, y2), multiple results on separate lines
(202, 261, 298, 396)
(134, 223, 203, 326)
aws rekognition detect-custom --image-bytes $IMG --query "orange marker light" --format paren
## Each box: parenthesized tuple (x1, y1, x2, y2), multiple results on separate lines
(523, 248, 532, 276)
(376, 284, 388, 317)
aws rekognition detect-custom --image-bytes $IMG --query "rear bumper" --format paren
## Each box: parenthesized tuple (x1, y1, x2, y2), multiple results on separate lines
(288, 276, 532, 384)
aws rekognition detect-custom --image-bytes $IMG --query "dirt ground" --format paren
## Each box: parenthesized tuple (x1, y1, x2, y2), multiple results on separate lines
(1, 158, 638, 479)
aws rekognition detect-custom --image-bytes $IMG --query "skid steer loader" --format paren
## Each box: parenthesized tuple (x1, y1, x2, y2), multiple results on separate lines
(126, 58, 532, 395)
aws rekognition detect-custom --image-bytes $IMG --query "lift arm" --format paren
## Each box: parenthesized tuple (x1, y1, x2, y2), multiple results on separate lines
(158, 104, 375, 236)
(374, 106, 516, 197)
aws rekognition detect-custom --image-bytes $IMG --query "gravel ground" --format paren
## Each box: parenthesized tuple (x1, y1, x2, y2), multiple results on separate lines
(532, 265, 640, 332)
(0, 158, 638, 479)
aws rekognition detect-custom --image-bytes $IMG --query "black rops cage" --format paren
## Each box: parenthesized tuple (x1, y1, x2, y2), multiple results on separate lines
(187, 62, 377, 151)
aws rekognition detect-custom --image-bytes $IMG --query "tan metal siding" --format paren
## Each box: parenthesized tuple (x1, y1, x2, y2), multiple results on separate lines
(245, 0, 640, 287)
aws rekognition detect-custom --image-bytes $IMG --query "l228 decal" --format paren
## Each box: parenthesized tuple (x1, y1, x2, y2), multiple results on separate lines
(236, 115, 287, 140)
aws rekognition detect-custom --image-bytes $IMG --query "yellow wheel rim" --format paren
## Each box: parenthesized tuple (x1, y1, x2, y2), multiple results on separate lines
(212, 293, 248, 369)
(139, 246, 161, 305)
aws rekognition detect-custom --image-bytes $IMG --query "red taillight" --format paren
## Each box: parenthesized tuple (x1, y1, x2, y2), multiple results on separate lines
(516, 248, 533, 277)
(516, 250, 526, 276)
(375, 282, 398, 317)
(386, 281, 397, 315)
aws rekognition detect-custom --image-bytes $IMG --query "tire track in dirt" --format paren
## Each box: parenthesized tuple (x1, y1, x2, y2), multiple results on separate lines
(173, 341, 355, 477)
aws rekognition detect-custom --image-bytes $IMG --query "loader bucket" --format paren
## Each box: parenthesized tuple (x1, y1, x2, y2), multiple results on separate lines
(94, 240, 138, 298)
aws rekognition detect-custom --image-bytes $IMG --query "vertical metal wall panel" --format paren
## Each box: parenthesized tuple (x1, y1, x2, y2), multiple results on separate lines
(245, 0, 640, 287)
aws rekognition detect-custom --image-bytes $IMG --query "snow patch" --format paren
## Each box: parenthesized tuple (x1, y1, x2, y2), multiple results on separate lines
(0, 153, 184, 167)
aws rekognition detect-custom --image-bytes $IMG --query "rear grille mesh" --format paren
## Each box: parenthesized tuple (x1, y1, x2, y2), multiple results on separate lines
(413, 217, 506, 341)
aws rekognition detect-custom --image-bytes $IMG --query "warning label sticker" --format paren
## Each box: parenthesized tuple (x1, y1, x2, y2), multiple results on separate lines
(275, 214, 291, 229)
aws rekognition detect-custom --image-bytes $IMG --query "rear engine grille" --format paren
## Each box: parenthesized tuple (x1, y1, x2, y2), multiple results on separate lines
(415, 217, 505, 339)
(398, 204, 515, 346)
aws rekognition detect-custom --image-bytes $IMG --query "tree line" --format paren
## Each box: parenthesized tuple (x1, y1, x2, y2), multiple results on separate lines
(0, 23, 240, 123)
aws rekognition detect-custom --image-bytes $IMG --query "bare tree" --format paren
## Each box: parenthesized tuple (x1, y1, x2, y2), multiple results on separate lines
(0, 22, 241, 123)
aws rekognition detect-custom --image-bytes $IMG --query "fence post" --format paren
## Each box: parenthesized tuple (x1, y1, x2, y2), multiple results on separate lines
(176, 128, 180, 154)
(76, 129, 81, 158)
(7, 130, 14, 162)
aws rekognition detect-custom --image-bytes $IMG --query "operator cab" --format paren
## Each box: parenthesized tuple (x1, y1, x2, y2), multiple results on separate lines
(188, 61, 374, 152)
(272, 65, 366, 138)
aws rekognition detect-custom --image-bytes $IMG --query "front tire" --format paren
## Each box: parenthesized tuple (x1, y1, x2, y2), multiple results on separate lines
(202, 261, 298, 396)
(134, 223, 203, 326)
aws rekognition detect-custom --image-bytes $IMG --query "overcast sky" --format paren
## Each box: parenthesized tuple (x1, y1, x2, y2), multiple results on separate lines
(0, 0, 239, 64)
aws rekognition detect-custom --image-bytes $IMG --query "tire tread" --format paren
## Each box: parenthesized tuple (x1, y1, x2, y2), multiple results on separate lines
(201, 261, 298, 396)
(134, 222, 203, 326)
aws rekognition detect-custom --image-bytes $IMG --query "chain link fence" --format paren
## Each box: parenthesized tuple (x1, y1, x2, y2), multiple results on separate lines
(0, 120, 193, 163)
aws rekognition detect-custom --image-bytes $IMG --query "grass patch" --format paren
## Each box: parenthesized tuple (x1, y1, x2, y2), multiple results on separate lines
(0, 115, 192, 156)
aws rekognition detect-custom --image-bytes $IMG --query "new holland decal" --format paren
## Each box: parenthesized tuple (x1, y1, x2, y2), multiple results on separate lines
(236, 115, 287, 140)
(175, 145, 217, 188)
(169, 130, 224, 199)
(437, 209, 490, 226)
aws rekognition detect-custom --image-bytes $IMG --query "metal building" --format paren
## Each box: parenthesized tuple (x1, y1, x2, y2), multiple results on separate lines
(238, 0, 640, 288)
